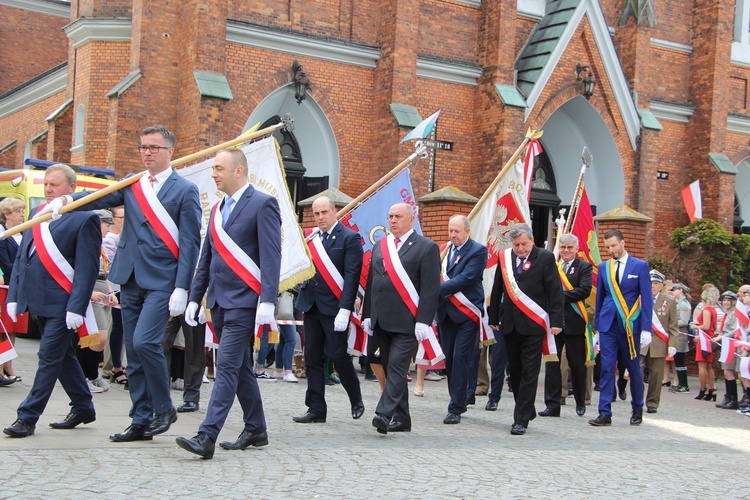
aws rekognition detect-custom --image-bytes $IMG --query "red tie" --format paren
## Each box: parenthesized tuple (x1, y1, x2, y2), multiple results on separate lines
(394, 237, 401, 249)
(149, 175, 157, 189)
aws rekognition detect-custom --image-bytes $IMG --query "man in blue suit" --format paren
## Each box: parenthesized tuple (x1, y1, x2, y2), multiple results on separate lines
(589, 229, 653, 427)
(437, 215, 488, 425)
(175, 147, 281, 459)
(3, 164, 100, 438)
(293, 196, 364, 424)
(42, 126, 202, 441)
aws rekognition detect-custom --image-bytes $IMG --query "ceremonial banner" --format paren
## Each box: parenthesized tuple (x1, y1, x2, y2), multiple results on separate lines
(178, 136, 314, 291)
(522, 138, 543, 202)
(681, 180, 702, 222)
(468, 158, 530, 300)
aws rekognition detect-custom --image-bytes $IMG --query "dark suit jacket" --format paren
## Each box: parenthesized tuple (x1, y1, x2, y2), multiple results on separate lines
(595, 254, 653, 334)
(437, 237, 488, 323)
(488, 245, 564, 335)
(0, 235, 19, 278)
(362, 232, 441, 333)
(190, 185, 282, 310)
(71, 170, 201, 292)
(560, 257, 593, 335)
(8, 211, 100, 317)
(296, 222, 363, 315)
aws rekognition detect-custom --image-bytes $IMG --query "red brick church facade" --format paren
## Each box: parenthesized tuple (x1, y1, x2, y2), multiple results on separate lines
(1, 0, 749, 261)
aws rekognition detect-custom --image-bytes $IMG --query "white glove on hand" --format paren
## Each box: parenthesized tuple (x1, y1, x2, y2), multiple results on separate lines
(184, 301, 200, 327)
(198, 306, 207, 324)
(66, 311, 84, 330)
(169, 288, 188, 317)
(414, 322, 430, 342)
(593, 332, 599, 347)
(35, 197, 65, 220)
(6, 302, 17, 322)
(641, 330, 652, 348)
(334, 308, 351, 332)
(256, 302, 275, 325)
(363, 318, 373, 336)
(668, 346, 677, 358)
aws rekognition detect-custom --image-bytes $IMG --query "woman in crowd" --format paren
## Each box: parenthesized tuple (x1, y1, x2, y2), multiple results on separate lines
(669, 283, 692, 393)
(0, 197, 25, 382)
(715, 291, 740, 409)
(690, 286, 719, 401)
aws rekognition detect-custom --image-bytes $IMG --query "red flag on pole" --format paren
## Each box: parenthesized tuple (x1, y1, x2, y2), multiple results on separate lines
(523, 138, 543, 202)
(681, 180, 702, 222)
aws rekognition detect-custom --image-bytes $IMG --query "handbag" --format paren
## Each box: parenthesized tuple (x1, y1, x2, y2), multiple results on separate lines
(276, 291, 295, 320)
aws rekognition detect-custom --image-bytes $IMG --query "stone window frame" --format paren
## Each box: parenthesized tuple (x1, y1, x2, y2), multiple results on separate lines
(733, 0, 750, 66)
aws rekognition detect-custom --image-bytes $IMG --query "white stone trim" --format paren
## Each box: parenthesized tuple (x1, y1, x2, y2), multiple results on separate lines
(416, 58, 482, 86)
(0, 65, 67, 119)
(517, 0, 545, 19)
(226, 21, 380, 68)
(454, 0, 480, 6)
(727, 114, 750, 135)
(70, 144, 83, 154)
(650, 38, 693, 54)
(64, 17, 132, 48)
(0, 0, 69, 18)
(649, 101, 694, 123)
(523, 0, 640, 150)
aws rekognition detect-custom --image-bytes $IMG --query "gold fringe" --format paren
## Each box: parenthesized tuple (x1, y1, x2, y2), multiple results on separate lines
(585, 359, 596, 367)
(79, 333, 101, 349)
(480, 338, 497, 348)
(268, 329, 279, 344)
(543, 354, 559, 363)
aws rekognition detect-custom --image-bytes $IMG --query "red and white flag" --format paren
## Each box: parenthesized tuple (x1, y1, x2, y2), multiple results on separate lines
(523, 138, 543, 202)
(0, 325, 18, 365)
(681, 180, 702, 222)
(735, 301, 749, 341)
(719, 337, 737, 364)
(740, 357, 750, 379)
(415, 323, 445, 365)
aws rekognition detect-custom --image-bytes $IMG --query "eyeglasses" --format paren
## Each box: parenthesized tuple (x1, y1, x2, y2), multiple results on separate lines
(112, 215, 124, 219)
(137, 145, 171, 153)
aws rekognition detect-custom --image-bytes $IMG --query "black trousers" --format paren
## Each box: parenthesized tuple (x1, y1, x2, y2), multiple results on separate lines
(373, 325, 417, 422)
(162, 314, 206, 404)
(544, 332, 586, 409)
(504, 329, 543, 427)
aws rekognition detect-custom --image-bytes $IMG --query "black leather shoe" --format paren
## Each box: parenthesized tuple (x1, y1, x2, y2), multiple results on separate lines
(177, 401, 199, 413)
(485, 400, 498, 411)
(575, 405, 586, 417)
(646, 407, 657, 414)
(351, 402, 365, 420)
(0, 376, 16, 387)
(144, 407, 177, 437)
(588, 414, 612, 426)
(49, 412, 96, 429)
(466, 395, 476, 405)
(372, 414, 389, 434)
(175, 432, 215, 459)
(387, 420, 411, 432)
(510, 423, 526, 435)
(618, 388, 627, 400)
(538, 407, 560, 417)
(220, 430, 269, 450)
(109, 424, 153, 442)
(630, 410, 643, 425)
(3, 419, 35, 437)
(292, 411, 326, 423)
(443, 412, 461, 424)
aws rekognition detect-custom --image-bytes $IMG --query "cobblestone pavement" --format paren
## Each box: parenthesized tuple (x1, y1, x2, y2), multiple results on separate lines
(1, 337, 749, 499)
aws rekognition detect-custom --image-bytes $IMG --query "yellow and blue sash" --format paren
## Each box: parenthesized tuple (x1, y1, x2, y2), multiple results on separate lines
(604, 259, 641, 359)
(559, 262, 596, 366)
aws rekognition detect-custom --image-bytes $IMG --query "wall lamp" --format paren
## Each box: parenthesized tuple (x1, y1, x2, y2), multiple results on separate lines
(291, 61, 310, 105)
(575, 63, 596, 100)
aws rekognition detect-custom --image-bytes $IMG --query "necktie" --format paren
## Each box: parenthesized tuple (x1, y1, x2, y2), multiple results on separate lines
(321, 232, 329, 244)
(615, 260, 621, 286)
(394, 237, 401, 249)
(449, 246, 456, 265)
(221, 197, 234, 228)
(563, 261, 570, 274)
(517, 257, 525, 274)
(149, 175, 157, 189)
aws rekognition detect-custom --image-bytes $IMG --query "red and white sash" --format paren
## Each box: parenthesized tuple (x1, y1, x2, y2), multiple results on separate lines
(651, 310, 670, 344)
(415, 323, 446, 365)
(132, 173, 179, 259)
(381, 234, 419, 317)
(210, 201, 262, 295)
(307, 231, 367, 354)
(440, 249, 495, 347)
(32, 222, 99, 347)
(498, 249, 557, 361)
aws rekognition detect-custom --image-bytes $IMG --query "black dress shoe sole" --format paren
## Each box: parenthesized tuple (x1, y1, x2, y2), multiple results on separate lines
(110, 433, 153, 442)
(372, 416, 389, 434)
(588, 418, 612, 426)
(510, 425, 526, 435)
(292, 415, 326, 423)
(175, 437, 214, 459)
(3, 427, 34, 438)
(538, 410, 560, 417)
(49, 414, 96, 429)
(387, 423, 411, 432)
(177, 404, 199, 413)
(219, 438, 269, 450)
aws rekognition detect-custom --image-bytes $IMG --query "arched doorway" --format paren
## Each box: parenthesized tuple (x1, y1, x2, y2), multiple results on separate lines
(529, 149, 561, 248)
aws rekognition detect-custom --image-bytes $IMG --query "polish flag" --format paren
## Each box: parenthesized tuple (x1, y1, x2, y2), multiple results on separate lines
(719, 337, 737, 364)
(0, 326, 18, 365)
(523, 138, 543, 202)
(681, 180, 702, 222)
(734, 301, 749, 342)
(740, 358, 750, 379)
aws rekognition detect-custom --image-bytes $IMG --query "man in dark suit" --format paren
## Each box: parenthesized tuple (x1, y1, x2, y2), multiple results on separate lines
(3, 164, 100, 437)
(589, 229, 653, 427)
(42, 126, 202, 441)
(162, 313, 206, 413)
(437, 215, 487, 424)
(539, 233, 592, 418)
(175, 147, 281, 459)
(362, 202, 440, 434)
(488, 223, 564, 435)
(293, 196, 364, 424)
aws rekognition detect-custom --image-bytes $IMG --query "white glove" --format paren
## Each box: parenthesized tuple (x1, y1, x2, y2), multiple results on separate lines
(593, 332, 599, 347)
(363, 318, 373, 336)
(256, 301, 275, 325)
(66, 311, 84, 330)
(6, 302, 17, 322)
(414, 322, 430, 342)
(641, 330, 652, 348)
(668, 346, 677, 358)
(334, 308, 351, 332)
(184, 301, 200, 327)
(34, 197, 65, 220)
(198, 306, 207, 324)
(169, 287, 188, 317)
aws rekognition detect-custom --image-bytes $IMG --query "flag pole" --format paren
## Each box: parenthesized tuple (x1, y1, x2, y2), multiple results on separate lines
(0, 115, 295, 241)
(562, 147, 592, 235)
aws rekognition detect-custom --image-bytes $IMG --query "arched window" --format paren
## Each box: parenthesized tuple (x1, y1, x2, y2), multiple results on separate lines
(73, 104, 85, 151)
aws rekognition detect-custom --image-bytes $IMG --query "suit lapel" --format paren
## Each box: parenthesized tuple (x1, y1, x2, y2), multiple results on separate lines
(225, 184, 255, 229)
(157, 170, 178, 200)
(398, 232, 418, 258)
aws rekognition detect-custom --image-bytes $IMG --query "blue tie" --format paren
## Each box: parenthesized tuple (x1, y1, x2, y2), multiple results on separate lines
(221, 197, 234, 228)
(449, 246, 456, 265)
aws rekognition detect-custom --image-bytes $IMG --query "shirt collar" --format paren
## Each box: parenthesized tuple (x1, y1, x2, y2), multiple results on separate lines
(396, 229, 414, 242)
(324, 221, 339, 235)
(149, 167, 173, 185)
(225, 182, 250, 205)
